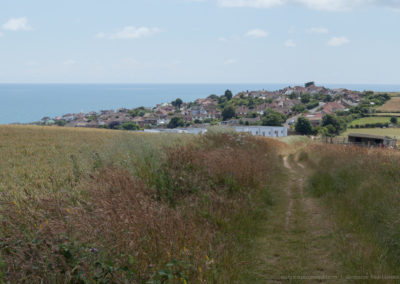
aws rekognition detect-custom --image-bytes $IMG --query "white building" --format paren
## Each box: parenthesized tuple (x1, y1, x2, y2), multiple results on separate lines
(144, 126, 287, 137)
(235, 126, 287, 137)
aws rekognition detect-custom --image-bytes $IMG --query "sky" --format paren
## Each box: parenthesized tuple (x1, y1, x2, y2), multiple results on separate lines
(1, 0, 400, 84)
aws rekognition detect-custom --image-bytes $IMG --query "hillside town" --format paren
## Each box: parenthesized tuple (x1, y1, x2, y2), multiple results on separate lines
(37, 82, 378, 132)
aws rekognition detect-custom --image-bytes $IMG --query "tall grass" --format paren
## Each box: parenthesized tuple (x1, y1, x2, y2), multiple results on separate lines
(0, 125, 284, 282)
(304, 144, 400, 276)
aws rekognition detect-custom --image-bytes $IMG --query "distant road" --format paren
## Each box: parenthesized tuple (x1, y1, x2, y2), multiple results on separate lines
(284, 103, 325, 128)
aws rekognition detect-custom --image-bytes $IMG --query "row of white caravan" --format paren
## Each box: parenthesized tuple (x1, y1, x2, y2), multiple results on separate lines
(144, 126, 288, 137)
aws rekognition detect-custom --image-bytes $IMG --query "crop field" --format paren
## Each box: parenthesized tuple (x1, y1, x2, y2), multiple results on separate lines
(348, 116, 391, 127)
(0, 125, 285, 283)
(377, 97, 400, 112)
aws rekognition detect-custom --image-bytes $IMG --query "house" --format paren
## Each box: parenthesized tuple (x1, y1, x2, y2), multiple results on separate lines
(143, 113, 158, 125)
(304, 112, 323, 127)
(237, 105, 251, 116)
(321, 102, 346, 115)
(190, 106, 207, 116)
(133, 116, 145, 127)
(348, 133, 397, 147)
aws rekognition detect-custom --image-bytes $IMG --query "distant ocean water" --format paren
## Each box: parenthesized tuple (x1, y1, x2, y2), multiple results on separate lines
(1, 83, 400, 124)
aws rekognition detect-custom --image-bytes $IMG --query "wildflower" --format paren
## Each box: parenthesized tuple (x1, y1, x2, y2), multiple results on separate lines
(90, 247, 98, 254)
(66, 208, 71, 213)
(148, 263, 154, 268)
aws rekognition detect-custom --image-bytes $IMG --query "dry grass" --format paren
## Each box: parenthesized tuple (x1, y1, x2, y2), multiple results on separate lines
(0, 125, 285, 282)
(377, 97, 400, 112)
(304, 144, 400, 278)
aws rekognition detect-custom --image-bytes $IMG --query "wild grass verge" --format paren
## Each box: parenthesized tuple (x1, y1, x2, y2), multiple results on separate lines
(0, 126, 285, 282)
(304, 144, 400, 278)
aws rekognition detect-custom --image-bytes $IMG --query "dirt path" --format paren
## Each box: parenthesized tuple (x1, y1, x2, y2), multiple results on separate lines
(247, 156, 343, 283)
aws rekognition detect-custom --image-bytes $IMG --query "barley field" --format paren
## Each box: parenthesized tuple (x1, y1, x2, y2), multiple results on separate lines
(377, 97, 400, 112)
(0, 125, 284, 283)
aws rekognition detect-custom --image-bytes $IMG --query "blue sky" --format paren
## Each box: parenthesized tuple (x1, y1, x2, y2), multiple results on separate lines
(1, 0, 400, 84)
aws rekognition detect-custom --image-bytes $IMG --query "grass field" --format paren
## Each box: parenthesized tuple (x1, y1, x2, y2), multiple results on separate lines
(348, 116, 391, 127)
(342, 128, 400, 139)
(377, 97, 400, 112)
(0, 125, 285, 283)
(304, 144, 400, 277)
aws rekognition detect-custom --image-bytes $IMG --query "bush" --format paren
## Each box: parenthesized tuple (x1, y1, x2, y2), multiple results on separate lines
(121, 121, 139, 130)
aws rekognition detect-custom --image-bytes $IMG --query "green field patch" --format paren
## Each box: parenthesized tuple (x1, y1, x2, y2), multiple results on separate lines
(348, 117, 391, 127)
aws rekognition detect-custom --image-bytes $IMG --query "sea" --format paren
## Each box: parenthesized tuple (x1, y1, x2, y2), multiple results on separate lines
(1, 83, 400, 125)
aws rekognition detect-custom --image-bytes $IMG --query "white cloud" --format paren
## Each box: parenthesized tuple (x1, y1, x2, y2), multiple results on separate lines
(327, 36, 349, 46)
(295, 0, 360, 11)
(218, 0, 285, 7)
(97, 26, 161, 40)
(307, 27, 329, 34)
(2, 17, 32, 31)
(63, 59, 77, 65)
(245, 28, 269, 38)
(218, 0, 400, 11)
(224, 58, 238, 64)
(285, 39, 296, 47)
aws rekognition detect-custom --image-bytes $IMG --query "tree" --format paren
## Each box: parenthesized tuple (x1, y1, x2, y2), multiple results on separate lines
(222, 105, 236, 121)
(300, 93, 311, 104)
(167, 117, 185, 128)
(55, 120, 66, 127)
(171, 98, 183, 109)
(108, 121, 121, 130)
(289, 92, 297, 100)
(391, 117, 398, 124)
(224, 89, 233, 101)
(208, 94, 219, 101)
(295, 117, 313, 135)
(322, 114, 347, 135)
(121, 121, 139, 130)
(305, 81, 315, 88)
(292, 104, 306, 113)
(262, 111, 284, 126)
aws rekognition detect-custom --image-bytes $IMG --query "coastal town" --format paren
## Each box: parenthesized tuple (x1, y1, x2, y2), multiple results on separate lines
(36, 82, 378, 133)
